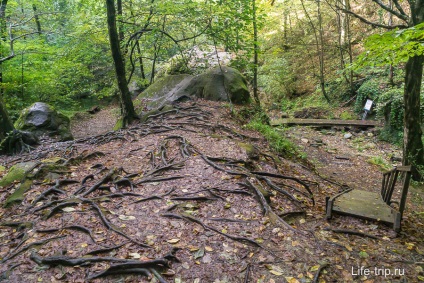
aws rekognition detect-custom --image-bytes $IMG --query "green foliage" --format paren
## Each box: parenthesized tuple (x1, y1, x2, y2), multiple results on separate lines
(355, 23, 424, 68)
(246, 119, 299, 158)
(354, 79, 381, 113)
(376, 88, 404, 131)
(236, 105, 300, 158)
(340, 111, 356, 120)
(367, 156, 391, 171)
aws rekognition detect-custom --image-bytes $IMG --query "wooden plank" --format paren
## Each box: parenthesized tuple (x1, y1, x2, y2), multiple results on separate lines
(332, 190, 396, 224)
(270, 118, 381, 128)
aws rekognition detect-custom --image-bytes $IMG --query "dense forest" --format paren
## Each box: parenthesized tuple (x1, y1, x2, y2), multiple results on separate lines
(0, 0, 423, 178)
(0, 1, 424, 282)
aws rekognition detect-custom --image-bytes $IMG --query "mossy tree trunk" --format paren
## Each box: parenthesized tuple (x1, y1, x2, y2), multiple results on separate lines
(0, 98, 14, 140)
(403, 55, 424, 180)
(106, 0, 137, 127)
(402, 0, 424, 180)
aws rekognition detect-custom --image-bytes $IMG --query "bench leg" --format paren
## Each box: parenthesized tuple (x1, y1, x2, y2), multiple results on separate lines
(394, 212, 402, 233)
(325, 196, 333, 219)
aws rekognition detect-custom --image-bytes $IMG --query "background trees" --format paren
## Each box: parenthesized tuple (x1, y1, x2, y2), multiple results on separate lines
(0, 0, 423, 178)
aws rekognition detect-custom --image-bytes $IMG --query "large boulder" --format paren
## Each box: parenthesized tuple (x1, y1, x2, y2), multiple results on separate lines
(15, 102, 73, 141)
(134, 66, 250, 112)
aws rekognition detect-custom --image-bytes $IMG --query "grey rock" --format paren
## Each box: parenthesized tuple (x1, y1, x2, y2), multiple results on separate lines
(134, 66, 250, 113)
(15, 102, 73, 141)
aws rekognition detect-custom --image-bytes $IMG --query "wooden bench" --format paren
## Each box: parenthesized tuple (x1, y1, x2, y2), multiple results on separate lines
(326, 166, 412, 232)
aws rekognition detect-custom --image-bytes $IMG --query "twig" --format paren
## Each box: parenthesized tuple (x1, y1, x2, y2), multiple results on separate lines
(313, 262, 329, 283)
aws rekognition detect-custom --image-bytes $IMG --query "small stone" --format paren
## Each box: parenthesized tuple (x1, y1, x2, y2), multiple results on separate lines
(367, 132, 374, 137)
(301, 138, 309, 144)
(344, 133, 353, 139)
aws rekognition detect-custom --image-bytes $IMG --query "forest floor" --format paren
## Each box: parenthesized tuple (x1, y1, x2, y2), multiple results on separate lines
(0, 100, 423, 283)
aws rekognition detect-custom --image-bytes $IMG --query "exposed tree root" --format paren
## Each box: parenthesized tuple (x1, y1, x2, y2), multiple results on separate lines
(324, 227, 379, 240)
(36, 225, 96, 243)
(241, 179, 297, 233)
(0, 263, 22, 281)
(81, 198, 151, 248)
(81, 168, 120, 197)
(85, 242, 129, 256)
(312, 262, 329, 283)
(1, 235, 66, 263)
(162, 213, 262, 248)
(252, 171, 314, 203)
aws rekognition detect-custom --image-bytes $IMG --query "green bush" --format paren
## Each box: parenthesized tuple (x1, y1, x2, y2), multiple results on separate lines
(354, 79, 381, 113)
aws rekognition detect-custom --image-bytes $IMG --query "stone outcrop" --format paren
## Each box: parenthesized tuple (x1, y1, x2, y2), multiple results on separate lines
(15, 102, 73, 141)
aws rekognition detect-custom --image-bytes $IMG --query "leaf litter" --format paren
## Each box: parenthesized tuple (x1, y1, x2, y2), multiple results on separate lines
(0, 100, 423, 282)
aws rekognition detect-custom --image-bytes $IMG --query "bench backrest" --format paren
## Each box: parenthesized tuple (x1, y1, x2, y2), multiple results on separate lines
(380, 165, 412, 215)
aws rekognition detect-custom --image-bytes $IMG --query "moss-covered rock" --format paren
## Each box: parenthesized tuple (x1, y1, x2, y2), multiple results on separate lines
(135, 67, 250, 112)
(15, 102, 73, 141)
(0, 161, 38, 187)
(4, 179, 33, 207)
(0, 165, 5, 173)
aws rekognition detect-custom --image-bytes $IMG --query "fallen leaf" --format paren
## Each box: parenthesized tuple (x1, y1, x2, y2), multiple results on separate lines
(62, 207, 76, 212)
(270, 270, 283, 276)
(118, 215, 136, 221)
(167, 238, 180, 244)
(129, 252, 141, 259)
(205, 246, 213, 252)
(359, 251, 369, 258)
(310, 265, 320, 272)
(194, 247, 205, 259)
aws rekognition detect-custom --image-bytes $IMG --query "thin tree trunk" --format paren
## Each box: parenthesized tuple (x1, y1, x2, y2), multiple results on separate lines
(136, 41, 145, 80)
(32, 4, 42, 34)
(0, 98, 14, 140)
(105, 0, 137, 127)
(252, 0, 260, 105)
(300, 0, 329, 102)
(316, 0, 329, 102)
(117, 0, 124, 42)
(403, 56, 424, 181)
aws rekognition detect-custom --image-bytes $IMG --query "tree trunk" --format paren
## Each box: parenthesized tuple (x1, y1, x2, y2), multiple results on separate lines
(0, 98, 14, 140)
(402, 55, 424, 180)
(252, 0, 260, 105)
(32, 4, 42, 34)
(106, 0, 137, 127)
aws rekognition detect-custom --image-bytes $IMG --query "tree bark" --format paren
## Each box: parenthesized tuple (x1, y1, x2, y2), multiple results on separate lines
(105, 0, 137, 127)
(0, 98, 14, 140)
(402, 55, 424, 180)
(401, 0, 424, 180)
(32, 4, 42, 34)
(252, 0, 260, 105)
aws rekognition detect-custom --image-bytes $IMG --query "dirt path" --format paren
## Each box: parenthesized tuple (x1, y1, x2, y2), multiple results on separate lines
(0, 101, 423, 282)
(70, 106, 119, 139)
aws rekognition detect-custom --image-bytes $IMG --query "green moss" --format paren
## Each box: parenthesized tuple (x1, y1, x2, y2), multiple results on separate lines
(113, 118, 124, 130)
(0, 161, 37, 187)
(237, 142, 259, 159)
(246, 120, 299, 158)
(367, 156, 391, 171)
(4, 179, 33, 207)
(340, 111, 356, 120)
(0, 165, 5, 173)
